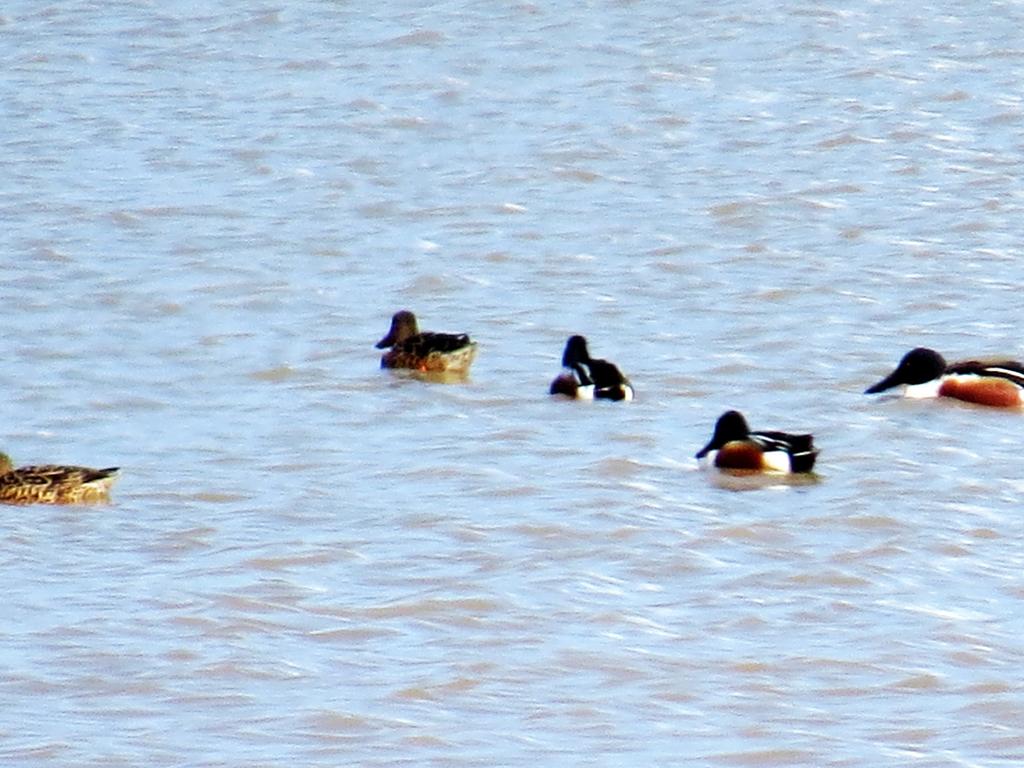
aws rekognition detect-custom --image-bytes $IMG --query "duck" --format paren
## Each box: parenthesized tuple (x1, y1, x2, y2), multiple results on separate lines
(375, 310, 478, 375)
(0, 453, 120, 505)
(864, 347, 1024, 408)
(549, 335, 634, 401)
(695, 410, 818, 473)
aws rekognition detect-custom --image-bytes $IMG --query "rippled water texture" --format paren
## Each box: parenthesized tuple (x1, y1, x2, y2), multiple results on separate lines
(3, 2, 1024, 765)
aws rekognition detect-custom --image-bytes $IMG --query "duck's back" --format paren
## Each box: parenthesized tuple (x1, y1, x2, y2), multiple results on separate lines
(0, 465, 120, 505)
(382, 332, 477, 373)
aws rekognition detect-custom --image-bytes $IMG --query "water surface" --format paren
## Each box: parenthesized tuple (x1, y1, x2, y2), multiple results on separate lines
(2, 2, 1024, 765)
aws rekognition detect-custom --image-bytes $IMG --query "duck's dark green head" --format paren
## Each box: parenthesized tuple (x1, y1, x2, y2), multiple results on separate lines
(561, 335, 590, 367)
(865, 347, 946, 393)
(696, 410, 751, 458)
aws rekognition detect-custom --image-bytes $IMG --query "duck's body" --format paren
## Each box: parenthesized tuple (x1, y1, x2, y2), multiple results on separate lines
(549, 335, 634, 402)
(376, 310, 477, 375)
(0, 454, 119, 505)
(865, 347, 1024, 408)
(696, 410, 817, 474)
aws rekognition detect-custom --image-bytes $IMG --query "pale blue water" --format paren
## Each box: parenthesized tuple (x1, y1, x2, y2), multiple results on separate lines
(2, 1, 1024, 766)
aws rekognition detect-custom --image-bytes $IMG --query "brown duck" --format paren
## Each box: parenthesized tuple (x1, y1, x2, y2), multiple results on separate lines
(0, 453, 120, 505)
(375, 310, 477, 375)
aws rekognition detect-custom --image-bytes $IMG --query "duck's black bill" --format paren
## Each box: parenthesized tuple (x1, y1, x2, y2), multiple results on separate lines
(864, 372, 899, 394)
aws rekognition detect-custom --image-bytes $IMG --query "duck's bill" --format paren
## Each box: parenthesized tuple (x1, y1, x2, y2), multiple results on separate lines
(864, 372, 899, 394)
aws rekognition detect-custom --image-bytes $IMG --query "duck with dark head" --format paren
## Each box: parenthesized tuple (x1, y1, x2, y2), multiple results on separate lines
(549, 335, 634, 401)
